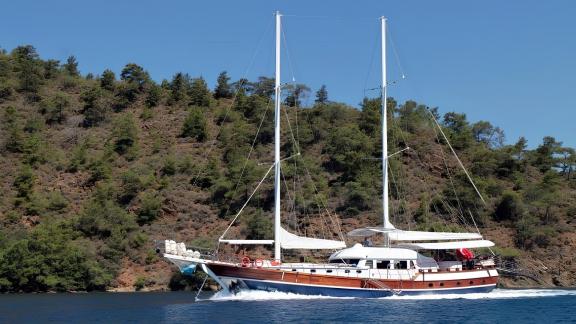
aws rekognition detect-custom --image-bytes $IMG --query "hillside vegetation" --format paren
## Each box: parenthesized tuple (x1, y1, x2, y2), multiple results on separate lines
(1, 46, 575, 292)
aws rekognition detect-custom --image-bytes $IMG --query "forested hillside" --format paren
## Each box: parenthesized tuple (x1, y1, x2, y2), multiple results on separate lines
(1, 46, 575, 292)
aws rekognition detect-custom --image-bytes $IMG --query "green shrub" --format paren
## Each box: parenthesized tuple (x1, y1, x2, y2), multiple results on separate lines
(68, 140, 89, 172)
(494, 190, 524, 221)
(137, 191, 162, 225)
(134, 277, 146, 291)
(161, 156, 177, 176)
(112, 114, 138, 158)
(77, 185, 136, 238)
(181, 108, 207, 141)
(13, 165, 35, 199)
(47, 191, 68, 211)
(40, 93, 69, 124)
(0, 222, 113, 292)
(87, 159, 111, 184)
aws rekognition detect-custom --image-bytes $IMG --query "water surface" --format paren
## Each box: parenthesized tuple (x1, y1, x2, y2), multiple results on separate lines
(1, 289, 575, 323)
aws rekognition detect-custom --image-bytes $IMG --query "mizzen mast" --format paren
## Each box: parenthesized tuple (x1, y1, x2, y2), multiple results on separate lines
(381, 17, 394, 233)
(273, 11, 282, 261)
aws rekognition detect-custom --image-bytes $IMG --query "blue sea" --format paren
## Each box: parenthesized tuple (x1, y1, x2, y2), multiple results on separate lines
(0, 289, 575, 323)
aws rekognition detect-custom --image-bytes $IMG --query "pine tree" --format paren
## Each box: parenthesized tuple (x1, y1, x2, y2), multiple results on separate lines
(63, 56, 79, 77)
(120, 63, 149, 90)
(189, 77, 211, 107)
(169, 72, 189, 105)
(81, 87, 108, 127)
(315, 85, 328, 104)
(100, 69, 116, 91)
(214, 71, 233, 99)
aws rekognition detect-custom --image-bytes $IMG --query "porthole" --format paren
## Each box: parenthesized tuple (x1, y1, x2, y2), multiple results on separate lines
(439, 282, 444, 287)
(469, 280, 474, 285)
(345, 270, 350, 274)
(428, 283, 433, 287)
(457, 282, 461, 286)
(310, 269, 316, 273)
(327, 270, 332, 273)
(292, 269, 296, 271)
(356, 270, 362, 274)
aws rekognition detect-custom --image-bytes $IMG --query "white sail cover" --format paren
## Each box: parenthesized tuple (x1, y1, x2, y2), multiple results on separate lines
(280, 227, 346, 249)
(347, 227, 482, 241)
(396, 240, 495, 250)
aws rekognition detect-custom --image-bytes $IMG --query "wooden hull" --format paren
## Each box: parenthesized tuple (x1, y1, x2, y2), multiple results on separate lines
(208, 263, 498, 297)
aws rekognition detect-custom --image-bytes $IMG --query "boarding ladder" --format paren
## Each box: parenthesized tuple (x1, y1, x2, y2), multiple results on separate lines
(364, 279, 401, 295)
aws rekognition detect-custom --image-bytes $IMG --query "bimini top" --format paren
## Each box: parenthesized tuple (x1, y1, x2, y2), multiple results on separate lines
(329, 243, 418, 261)
(395, 240, 495, 250)
(347, 227, 482, 241)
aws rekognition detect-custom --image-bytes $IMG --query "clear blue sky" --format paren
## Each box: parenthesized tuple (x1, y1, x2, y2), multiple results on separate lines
(1, 0, 574, 148)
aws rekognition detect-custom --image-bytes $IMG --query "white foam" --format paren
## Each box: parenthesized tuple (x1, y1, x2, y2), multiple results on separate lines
(203, 288, 576, 302)
(207, 289, 354, 302)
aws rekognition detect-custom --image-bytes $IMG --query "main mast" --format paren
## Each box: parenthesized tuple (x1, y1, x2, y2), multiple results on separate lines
(381, 17, 394, 232)
(274, 11, 282, 261)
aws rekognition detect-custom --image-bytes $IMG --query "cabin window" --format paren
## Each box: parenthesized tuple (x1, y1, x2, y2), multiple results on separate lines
(356, 270, 362, 274)
(331, 259, 360, 266)
(327, 270, 332, 273)
(365, 260, 374, 268)
(345, 270, 350, 274)
(396, 261, 408, 269)
(310, 269, 316, 273)
(292, 269, 296, 271)
(377, 261, 391, 269)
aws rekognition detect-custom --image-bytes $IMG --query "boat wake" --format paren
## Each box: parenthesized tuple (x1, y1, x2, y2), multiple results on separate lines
(207, 289, 354, 302)
(204, 288, 576, 302)
(385, 288, 576, 300)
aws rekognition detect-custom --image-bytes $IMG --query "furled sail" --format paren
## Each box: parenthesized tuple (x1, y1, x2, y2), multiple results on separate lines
(280, 227, 346, 249)
(347, 227, 482, 241)
(396, 240, 495, 250)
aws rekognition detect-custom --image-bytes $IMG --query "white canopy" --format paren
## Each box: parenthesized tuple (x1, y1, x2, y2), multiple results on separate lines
(280, 227, 346, 250)
(347, 227, 482, 241)
(219, 239, 274, 245)
(329, 244, 418, 261)
(396, 240, 495, 250)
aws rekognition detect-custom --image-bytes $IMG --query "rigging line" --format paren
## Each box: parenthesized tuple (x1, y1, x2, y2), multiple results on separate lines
(428, 116, 469, 225)
(218, 98, 273, 221)
(280, 167, 297, 228)
(283, 103, 301, 154)
(387, 24, 407, 79)
(363, 30, 379, 99)
(281, 24, 297, 83)
(191, 18, 274, 187)
(194, 275, 208, 301)
(298, 107, 346, 241)
(281, 14, 378, 21)
(390, 104, 469, 231)
(220, 162, 275, 240)
(427, 109, 487, 205)
(438, 138, 467, 222)
(302, 164, 346, 243)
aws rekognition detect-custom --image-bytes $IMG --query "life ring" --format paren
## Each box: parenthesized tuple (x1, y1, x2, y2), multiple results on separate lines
(241, 256, 251, 267)
(254, 259, 264, 268)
